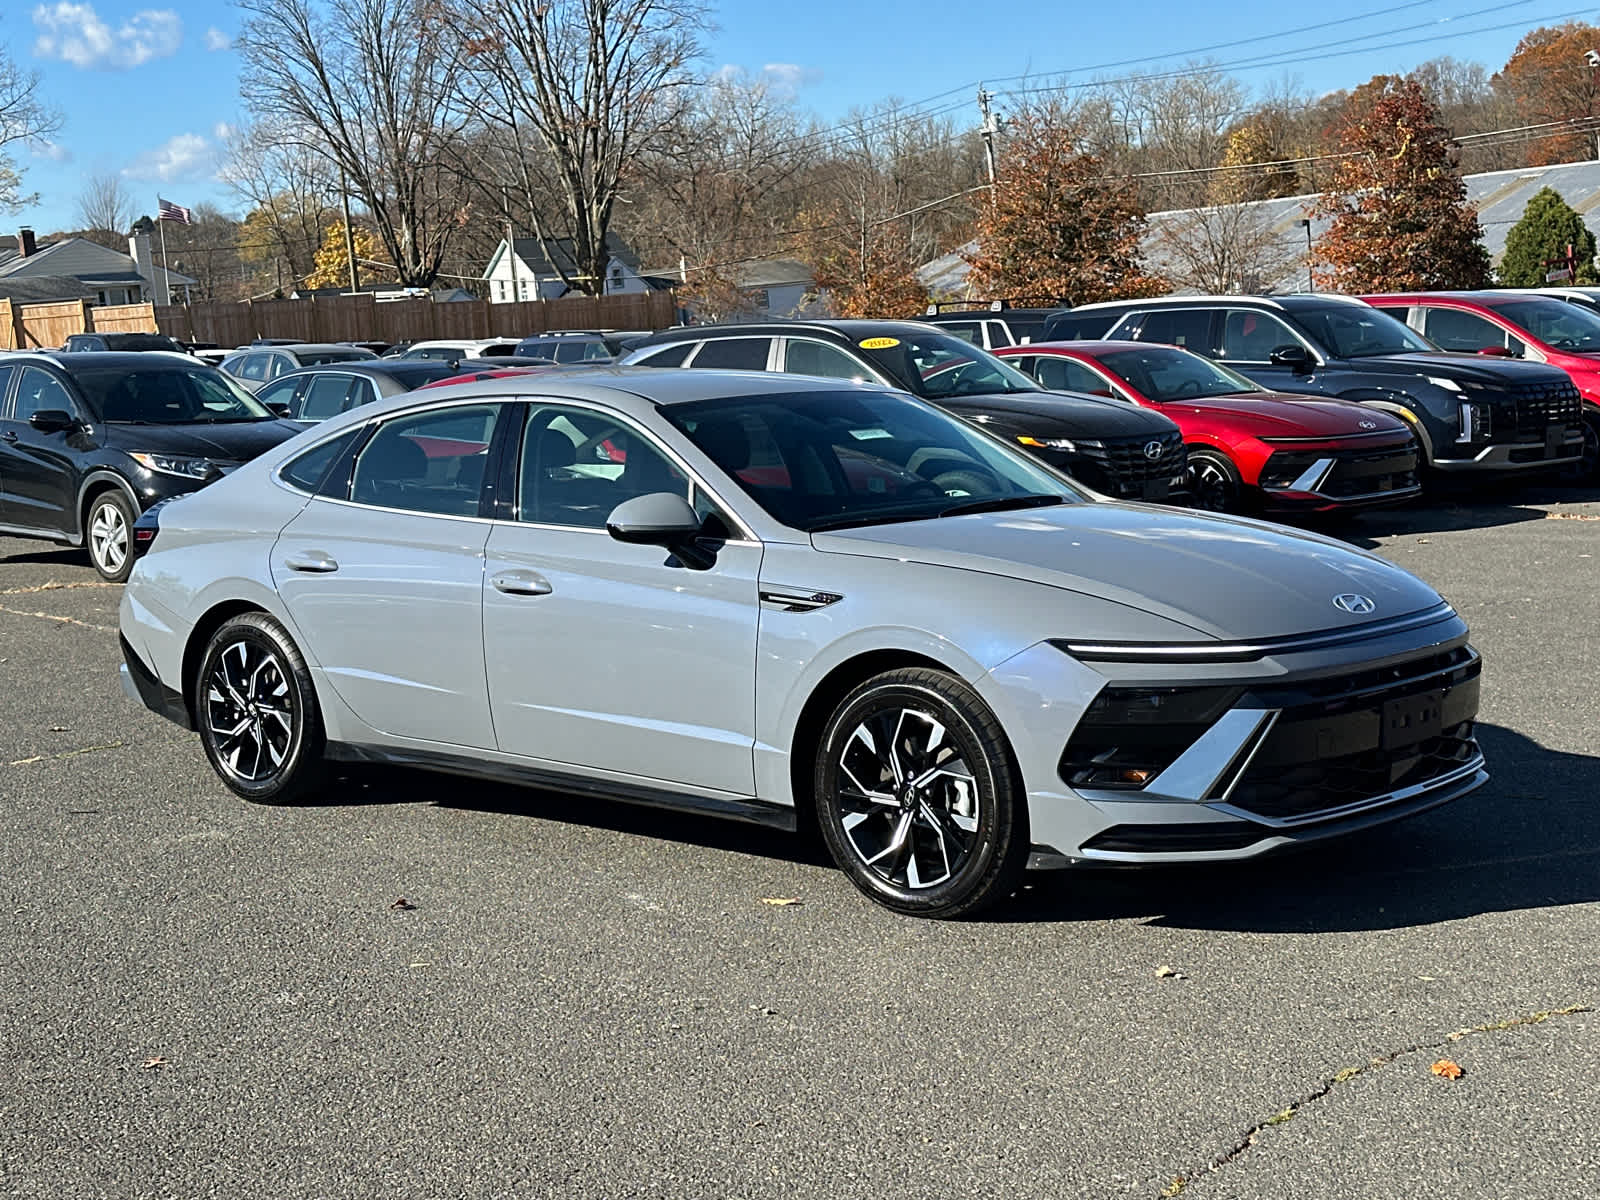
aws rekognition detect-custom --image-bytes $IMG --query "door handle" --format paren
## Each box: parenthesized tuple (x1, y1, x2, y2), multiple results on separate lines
(284, 552, 339, 573)
(491, 570, 552, 596)
(1, 430, 16, 444)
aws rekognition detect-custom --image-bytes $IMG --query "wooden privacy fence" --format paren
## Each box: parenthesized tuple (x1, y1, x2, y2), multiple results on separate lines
(0, 289, 680, 351)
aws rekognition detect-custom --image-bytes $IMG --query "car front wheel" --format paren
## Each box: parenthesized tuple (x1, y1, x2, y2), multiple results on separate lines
(85, 490, 136, 582)
(814, 668, 1027, 918)
(194, 613, 327, 804)
(1185, 449, 1244, 514)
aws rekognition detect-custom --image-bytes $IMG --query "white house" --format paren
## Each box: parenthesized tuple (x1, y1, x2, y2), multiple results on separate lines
(483, 232, 674, 302)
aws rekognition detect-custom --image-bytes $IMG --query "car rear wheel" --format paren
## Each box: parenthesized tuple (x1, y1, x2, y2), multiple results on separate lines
(1568, 412, 1600, 483)
(814, 668, 1027, 918)
(195, 613, 327, 804)
(85, 490, 136, 582)
(1185, 449, 1244, 514)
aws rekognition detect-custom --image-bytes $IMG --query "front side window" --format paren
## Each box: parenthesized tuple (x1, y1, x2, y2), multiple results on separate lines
(1288, 303, 1434, 358)
(854, 331, 1039, 398)
(665, 388, 1080, 533)
(256, 377, 307, 413)
(1032, 355, 1117, 397)
(783, 339, 872, 382)
(349, 404, 500, 516)
(1421, 307, 1515, 355)
(1482, 297, 1600, 352)
(631, 342, 693, 367)
(1095, 346, 1264, 401)
(294, 374, 361, 421)
(233, 354, 268, 382)
(516, 404, 696, 529)
(12, 367, 76, 422)
(1216, 310, 1301, 362)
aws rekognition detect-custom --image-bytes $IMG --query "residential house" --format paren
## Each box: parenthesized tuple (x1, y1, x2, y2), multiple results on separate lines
(483, 232, 674, 302)
(725, 259, 816, 319)
(0, 228, 197, 305)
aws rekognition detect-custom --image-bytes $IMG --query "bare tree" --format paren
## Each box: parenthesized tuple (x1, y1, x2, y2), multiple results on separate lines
(1148, 201, 1298, 294)
(457, 0, 708, 294)
(75, 172, 135, 236)
(234, 0, 470, 286)
(221, 120, 339, 291)
(0, 43, 61, 213)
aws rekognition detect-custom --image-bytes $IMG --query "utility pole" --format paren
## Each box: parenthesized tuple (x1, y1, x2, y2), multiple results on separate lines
(977, 86, 1000, 189)
(502, 185, 520, 304)
(339, 168, 360, 295)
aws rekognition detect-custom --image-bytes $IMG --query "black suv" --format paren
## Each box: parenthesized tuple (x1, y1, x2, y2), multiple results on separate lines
(0, 352, 304, 581)
(920, 302, 1057, 350)
(621, 320, 1188, 501)
(63, 333, 188, 354)
(1044, 295, 1585, 473)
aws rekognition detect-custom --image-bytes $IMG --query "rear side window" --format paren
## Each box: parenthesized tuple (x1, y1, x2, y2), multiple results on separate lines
(936, 321, 981, 345)
(1133, 309, 1214, 352)
(632, 342, 694, 367)
(280, 429, 363, 493)
(1044, 311, 1122, 340)
(689, 338, 771, 370)
(0, 365, 12, 408)
(234, 354, 268, 381)
(1034, 356, 1115, 396)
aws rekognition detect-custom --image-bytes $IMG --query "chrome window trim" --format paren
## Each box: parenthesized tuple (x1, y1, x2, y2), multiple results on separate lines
(1057, 602, 1458, 663)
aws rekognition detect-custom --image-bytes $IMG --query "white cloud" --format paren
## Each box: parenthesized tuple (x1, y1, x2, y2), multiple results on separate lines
(203, 26, 229, 51)
(761, 63, 822, 90)
(32, 3, 183, 70)
(212, 121, 235, 141)
(28, 138, 73, 163)
(121, 132, 214, 182)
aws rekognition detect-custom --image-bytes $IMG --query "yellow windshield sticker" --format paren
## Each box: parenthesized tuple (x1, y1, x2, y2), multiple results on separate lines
(858, 336, 900, 349)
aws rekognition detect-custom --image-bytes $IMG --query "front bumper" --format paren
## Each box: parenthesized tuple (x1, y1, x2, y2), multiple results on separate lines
(1258, 441, 1420, 511)
(1432, 430, 1585, 471)
(983, 608, 1487, 867)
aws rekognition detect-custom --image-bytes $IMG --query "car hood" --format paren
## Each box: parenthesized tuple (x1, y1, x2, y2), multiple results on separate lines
(1158, 393, 1410, 437)
(811, 502, 1442, 641)
(938, 391, 1179, 436)
(1351, 352, 1572, 386)
(101, 418, 304, 462)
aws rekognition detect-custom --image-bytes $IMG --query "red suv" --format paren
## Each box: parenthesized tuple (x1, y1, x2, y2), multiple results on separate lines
(1363, 291, 1600, 479)
(995, 341, 1420, 514)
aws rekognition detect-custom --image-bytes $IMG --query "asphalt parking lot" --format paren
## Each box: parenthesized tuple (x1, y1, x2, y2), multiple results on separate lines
(1, 484, 1597, 1199)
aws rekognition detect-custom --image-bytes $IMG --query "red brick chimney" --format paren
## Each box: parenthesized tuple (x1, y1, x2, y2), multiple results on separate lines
(18, 228, 36, 258)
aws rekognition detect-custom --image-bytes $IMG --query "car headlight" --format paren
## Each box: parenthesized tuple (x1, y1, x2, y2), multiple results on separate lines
(1427, 375, 1493, 393)
(1018, 435, 1099, 452)
(128, 452, 222, 480)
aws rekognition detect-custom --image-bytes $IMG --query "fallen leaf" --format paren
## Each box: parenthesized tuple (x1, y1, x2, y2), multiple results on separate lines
(1430, 1059, 1464, 1079)
(390, 897, 416, 910)
(48, 725, 69, 732)
(141, 1056, 167, 1070)
(1155, 965, 1184, 979)
(1160, 1178, 1187, 1198)
(749, 1004, 777, 1016)
(759, 897, 803, 907)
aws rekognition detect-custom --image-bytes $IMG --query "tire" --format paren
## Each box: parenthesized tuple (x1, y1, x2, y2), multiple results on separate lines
(84, 490, 136, 583)
(1184, 449, 1245, 514)
(1565, 412, 1600, 484)
(814, 668, 1028, 918)
(194, 613, 328, 804)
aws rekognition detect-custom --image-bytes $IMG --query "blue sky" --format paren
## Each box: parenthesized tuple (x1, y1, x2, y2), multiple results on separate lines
(3, 0, 1587, 235)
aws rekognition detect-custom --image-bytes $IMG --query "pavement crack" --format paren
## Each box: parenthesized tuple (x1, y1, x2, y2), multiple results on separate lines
(0, 604, 116, 633)
(5, 741, 128, 767)
(1158, 1003, 1593, 1197)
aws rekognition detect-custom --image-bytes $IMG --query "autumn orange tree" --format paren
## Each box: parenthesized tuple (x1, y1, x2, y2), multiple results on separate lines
(964, 104, 1164, 305)
(1312, 76, 1491, 292)
(798, 203, 929, 318)
(1494, 23, 1600, 165)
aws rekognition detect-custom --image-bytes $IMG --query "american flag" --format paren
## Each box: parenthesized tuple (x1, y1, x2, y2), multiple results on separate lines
(157, 197, 192, 225)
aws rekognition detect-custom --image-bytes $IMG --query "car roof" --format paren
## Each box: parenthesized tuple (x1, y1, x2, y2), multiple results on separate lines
(276, 360, 460, 378)
(631, 319, 941, 348)
(1068, 294, 1371, 313)
(2, 350, 207, 370)
(236, 342, 373, 354)
(1362, 290, 1559, 305)
(1007, 339, 1156, 355)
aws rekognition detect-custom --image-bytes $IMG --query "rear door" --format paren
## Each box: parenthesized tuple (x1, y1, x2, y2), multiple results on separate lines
(271, 401, 507, 748)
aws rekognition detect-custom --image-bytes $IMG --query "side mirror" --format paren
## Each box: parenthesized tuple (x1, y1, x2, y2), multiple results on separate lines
(1477, 345, 1513, 358)
(265, 401, 291, 417)
(606, 492, 704, 546)
(29, 409, 79, 435)
(1268, 345, 1312, 370)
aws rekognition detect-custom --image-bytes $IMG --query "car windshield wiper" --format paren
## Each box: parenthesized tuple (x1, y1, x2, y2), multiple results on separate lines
(937, 494, 1066, 518)
(807, 509, 941, 532)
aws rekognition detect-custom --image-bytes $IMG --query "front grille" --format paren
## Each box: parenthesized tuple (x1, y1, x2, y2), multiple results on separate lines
(1220, 647, 1483, 824)
(1507, 380, 1583, 436)
(1077, 430, 1186, 491)
(1262, 443, 1418, 498)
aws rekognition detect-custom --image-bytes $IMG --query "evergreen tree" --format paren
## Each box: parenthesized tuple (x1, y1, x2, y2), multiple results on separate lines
(1498, 187, 1599, 285)
(1312, 77, 1491, 291)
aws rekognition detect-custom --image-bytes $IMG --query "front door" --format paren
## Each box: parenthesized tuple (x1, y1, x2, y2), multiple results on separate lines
(0, 365, 84, 537)
(271, 402, 506, 748)
(482, 402, 762, 795)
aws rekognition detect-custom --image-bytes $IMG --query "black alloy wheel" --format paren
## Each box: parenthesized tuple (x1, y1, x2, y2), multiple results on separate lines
(194, 613, 327, 804)
(1573, 413, 1600, 484)
(85, 490, 136, 583)
(1184, 449, 1244, 514)
(815, 668, 1027, 918)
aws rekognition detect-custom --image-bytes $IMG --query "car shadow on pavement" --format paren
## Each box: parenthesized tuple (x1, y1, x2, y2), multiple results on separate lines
(0, 545, 89, 570)
(1006, 722, 1600, 932)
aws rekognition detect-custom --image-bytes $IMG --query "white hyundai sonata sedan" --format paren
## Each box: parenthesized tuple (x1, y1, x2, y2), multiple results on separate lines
(119, 368, 1486, 917)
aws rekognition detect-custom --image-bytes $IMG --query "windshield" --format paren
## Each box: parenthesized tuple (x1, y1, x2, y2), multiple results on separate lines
(1095, 345, 1263, 401)
(1483, 297, 1600, 351)
(855, 331, 1041, 398)
(665, 388, 1081, 533)
(73, 365, 275, 423)
(1290, 304, 1436, 358)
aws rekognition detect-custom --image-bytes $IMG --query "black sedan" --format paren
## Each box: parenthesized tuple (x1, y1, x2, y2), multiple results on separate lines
(621, 320, 1187, 500)
(251, 360, 464, 424)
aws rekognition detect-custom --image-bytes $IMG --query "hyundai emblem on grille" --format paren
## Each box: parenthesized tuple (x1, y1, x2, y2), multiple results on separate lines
(1332, 594, 1377, 614)
(1143, 440, 1164, 460)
